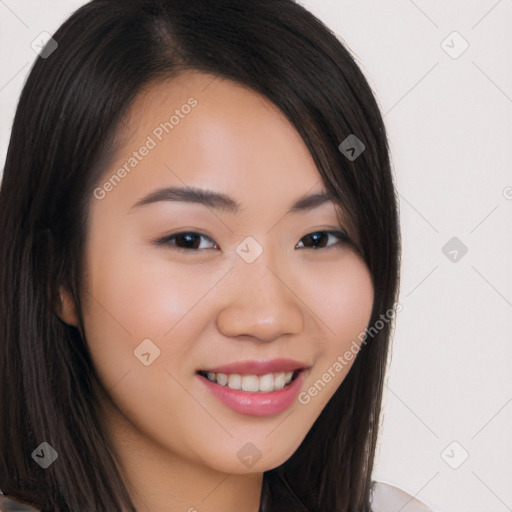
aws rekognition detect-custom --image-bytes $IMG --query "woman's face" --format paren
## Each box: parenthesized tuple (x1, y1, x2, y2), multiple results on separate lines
(64, 71, 374, 477)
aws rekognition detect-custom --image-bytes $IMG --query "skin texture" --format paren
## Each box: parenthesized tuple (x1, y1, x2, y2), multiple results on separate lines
(57, 71, 374, 512)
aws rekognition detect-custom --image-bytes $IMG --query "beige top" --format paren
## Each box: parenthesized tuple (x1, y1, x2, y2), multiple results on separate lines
(1, 481, 436, 511)
(372, 481, 436, 512)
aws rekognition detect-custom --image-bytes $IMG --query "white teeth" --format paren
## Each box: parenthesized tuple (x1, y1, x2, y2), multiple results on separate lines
(274, 373, 285, 390)
(259, 373, 274, 392)
(241, 374, 259, 392)
(227, 373, 241, 389)
(216, 372, 228, 386)
(202, 370, 297, 392)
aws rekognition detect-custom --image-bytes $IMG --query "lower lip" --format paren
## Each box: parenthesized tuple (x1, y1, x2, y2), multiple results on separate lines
(197, 370, 306, 417)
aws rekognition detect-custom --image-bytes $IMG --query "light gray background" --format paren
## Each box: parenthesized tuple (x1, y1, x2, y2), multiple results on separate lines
(1, 1, 511, 511)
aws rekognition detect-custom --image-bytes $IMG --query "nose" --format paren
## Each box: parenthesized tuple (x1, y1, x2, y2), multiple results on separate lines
(215, 255, 305, 343)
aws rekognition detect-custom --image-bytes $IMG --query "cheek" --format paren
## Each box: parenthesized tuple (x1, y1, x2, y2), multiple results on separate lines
(79, 242, 215, 458)
(83, 242, 213, 338)
(309, 252, 374, 344)
(82, 238, 373, 382)
(80, 237, 232, 390)
(296, 253, 374, 409)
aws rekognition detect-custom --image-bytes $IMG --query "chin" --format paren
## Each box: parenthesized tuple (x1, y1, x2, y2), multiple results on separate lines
(198, 433, 304, 475)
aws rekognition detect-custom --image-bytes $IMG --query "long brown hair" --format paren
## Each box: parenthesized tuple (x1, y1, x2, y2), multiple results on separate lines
(0, 1, 401, 510)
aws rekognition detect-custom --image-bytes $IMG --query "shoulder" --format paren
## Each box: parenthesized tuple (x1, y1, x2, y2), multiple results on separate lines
(371, 481, 436, 512)
(0, 490, 40, 511)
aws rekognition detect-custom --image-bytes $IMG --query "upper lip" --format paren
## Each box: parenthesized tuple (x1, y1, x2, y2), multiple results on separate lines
(198, 358, 308, 375)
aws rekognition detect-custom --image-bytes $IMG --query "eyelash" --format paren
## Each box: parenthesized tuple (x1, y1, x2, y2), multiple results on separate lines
(154, 230, 351, 252)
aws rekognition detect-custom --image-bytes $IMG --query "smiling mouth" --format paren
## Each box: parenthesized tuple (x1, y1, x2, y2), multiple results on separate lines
(196, 369, 303, 393)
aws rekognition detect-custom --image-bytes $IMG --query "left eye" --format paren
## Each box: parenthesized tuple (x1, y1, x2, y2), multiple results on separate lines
(295, 230, 350, 249)
(156, 230, 350, 251)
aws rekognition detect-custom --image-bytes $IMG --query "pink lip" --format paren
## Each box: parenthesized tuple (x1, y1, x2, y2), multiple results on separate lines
(198, 358, 306, 375)
(197, 369, 307, 417)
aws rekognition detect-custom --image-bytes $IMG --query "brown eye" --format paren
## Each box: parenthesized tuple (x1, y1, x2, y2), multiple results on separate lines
(296, 230, 350, 250)
(157, 232, 218, 251)
(155, 229, 350, 252)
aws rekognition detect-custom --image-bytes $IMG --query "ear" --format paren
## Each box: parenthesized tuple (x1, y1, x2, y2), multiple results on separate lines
(55, 286, 79, 327)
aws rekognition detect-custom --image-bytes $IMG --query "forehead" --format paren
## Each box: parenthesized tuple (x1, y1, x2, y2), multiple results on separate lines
(90, 71, 350, 229)
(114, 70, 320, 182)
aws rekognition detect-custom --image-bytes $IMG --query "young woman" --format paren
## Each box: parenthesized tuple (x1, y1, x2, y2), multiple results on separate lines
(0, 1, 431, 510)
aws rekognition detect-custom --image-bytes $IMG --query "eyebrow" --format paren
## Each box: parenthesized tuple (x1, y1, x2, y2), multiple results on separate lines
(129, 186, 337, 214)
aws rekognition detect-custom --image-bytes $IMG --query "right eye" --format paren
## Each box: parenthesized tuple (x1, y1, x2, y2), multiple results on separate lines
(156, 232, 218, 251)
